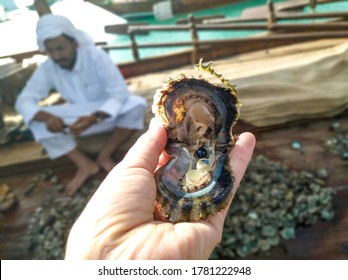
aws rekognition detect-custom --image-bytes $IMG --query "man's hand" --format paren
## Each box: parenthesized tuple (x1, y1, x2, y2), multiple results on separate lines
(46, 115, 66, 132)
(69, 115, 96, 135)
(34, 111, 65, 133)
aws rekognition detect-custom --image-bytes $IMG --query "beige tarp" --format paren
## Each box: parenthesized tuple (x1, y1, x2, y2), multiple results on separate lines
(128, 38, 348, 127)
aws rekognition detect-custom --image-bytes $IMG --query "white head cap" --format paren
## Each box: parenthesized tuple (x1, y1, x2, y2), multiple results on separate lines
(36, 14, 94, 51)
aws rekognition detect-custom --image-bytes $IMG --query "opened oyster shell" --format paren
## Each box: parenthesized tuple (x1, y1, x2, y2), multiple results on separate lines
(152, 60, 241, 223)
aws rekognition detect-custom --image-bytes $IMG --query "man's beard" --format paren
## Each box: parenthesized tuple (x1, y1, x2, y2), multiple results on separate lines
(54, 53, 77, 70)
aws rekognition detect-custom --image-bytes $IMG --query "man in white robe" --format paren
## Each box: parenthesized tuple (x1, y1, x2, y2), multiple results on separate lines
(15, 14, 147, 195)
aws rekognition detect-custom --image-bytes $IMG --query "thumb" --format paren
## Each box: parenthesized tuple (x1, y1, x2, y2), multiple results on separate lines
(120, 118, 167, 173)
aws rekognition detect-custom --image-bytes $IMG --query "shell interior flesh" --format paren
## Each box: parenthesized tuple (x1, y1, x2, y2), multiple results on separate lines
(152, 61, 241, 223)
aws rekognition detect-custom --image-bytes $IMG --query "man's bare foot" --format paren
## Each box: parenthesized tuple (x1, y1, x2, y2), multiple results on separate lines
(65, 161, 100, 196)
(96, 154, 116, 173)
(96, 128, 136, 173)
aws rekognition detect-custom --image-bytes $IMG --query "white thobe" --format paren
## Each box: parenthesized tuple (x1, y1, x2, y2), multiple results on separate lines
(15, 46, 147, 159)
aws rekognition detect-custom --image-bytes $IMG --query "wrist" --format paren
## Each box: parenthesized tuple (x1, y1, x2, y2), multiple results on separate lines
(92, 111, 110, 124)
(34, 111, 54, 122)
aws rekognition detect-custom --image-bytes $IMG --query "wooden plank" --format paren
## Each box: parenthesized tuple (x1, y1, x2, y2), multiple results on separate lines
(204, 11, 348, 23)
(276, 0, 344, 12)
(126, 22, 348, 33)
(0, 141, 47, 169)
(104, 22, 149, 35)
(176, 14, 225, 24)
(241, 0, 345, 19)
(102, 31, 348, 54)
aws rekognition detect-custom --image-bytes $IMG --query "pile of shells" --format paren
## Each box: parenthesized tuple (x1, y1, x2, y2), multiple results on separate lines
(324, 121, 348, 160)
(23, 169, 63, 196)
(25, 178, 101, 260)
(25, 155, 334, 260)
(211, 155, 335, 259)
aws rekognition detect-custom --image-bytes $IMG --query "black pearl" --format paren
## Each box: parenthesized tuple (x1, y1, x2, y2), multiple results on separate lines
(196, 146, 208, 158)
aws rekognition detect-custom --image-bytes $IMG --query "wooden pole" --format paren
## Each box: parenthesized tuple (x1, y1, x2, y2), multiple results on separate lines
(0, 106, 4, 129)
(310, 0, 317, 13)
(189, 14, 199, 65)
(129, 32, 140, 61)
(267, 0, 276, 29)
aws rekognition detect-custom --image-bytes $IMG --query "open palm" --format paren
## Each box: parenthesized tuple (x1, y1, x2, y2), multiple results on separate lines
(65, 120, 255, 259)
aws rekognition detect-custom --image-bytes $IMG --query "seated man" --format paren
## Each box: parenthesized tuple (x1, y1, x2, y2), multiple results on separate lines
(15, 14, 147, 195)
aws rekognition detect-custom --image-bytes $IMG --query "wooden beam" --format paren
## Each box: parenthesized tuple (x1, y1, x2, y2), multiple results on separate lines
(309, 0, 317, 12)
(176, 14, 225, 25)
(204, 11, 348, 24)
(126, 22, 348, 33)
(104, 22, 149, 35)
(103, 30, 348, 50)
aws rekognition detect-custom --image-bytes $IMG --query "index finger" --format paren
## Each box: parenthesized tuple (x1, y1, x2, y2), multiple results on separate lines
(205, 132, 256, 231)
(230, 132, 256, 187)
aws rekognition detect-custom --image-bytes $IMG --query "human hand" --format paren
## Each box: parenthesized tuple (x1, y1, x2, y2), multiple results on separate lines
(45, 114, 65, 133)
(69, 115, 96, 135)
(65, 119, 256, 260)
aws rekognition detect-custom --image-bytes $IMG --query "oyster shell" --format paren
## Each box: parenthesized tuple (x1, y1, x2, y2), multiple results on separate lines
(152, 60, 241, 223)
